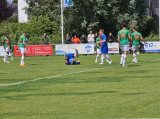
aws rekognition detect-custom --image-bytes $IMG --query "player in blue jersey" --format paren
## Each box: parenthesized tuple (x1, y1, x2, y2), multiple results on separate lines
(97, 29, 112, 64)
(64, 48, 80, 65)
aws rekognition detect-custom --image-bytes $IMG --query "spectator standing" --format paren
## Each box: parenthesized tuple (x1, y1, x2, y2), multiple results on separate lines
(94, 33, 98, 43)
(80, 34, 87, 56)
(72, 35, 80, 44)
(87, 30, 95, 44)
(65, 34, 71, 44)
(108, 33, 114, 43)
(80, 34, 87, 43)
(40, 32, 50, 57)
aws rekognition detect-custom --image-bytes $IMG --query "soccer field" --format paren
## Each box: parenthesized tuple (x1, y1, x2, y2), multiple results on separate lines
(0, 54, 160, 118)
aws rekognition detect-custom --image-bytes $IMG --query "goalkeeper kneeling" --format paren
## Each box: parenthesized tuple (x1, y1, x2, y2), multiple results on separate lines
(64, 48, 80, 65)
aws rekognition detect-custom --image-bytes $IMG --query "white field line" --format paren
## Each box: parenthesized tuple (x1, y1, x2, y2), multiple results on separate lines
(0, 59, 160, 87)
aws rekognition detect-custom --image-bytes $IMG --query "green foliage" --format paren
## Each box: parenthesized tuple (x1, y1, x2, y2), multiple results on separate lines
(12, 0, 18, 3)
(25, 0, 148, 37)
(139, 16, 159, 38)
(0, 16, 60, 44)
(5, 15, 18, 23)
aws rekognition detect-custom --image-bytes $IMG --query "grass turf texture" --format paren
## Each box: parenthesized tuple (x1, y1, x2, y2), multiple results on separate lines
(0, 54, 160, 118)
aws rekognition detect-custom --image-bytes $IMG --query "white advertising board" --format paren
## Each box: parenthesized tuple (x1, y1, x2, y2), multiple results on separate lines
(18, 0, 28, 23)
(0, 46, 5, 56)
(144, 42, 160, 52)
(108, 43, 119, 53)
(55, 44, 94, 55)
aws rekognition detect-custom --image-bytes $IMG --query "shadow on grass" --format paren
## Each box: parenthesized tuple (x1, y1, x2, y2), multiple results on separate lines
(0, 90, 118, 100)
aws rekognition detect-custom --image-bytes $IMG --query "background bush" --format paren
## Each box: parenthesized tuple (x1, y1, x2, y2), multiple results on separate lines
(0, 16, 61, 44)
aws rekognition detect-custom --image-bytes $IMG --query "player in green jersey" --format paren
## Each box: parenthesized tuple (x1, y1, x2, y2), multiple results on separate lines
(118, 22, 131, 67)
(18, 31, 27, 66)
(95, 35, 101, 63)
(131, 27, 147, 62)
(2, 34, 11, 63)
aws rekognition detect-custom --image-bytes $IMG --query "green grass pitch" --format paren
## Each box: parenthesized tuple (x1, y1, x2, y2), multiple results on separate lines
(0, 54, 160, 118)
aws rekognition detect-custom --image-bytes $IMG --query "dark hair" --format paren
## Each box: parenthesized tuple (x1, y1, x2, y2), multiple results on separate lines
(72, 61, 76, 65)
(122, 22, 127, 27)
(23, 31, 27, 34)
(133, 26, 138, 31)
(5, 34, 9, 36)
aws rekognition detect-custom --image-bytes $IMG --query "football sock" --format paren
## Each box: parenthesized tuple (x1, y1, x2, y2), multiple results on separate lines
(75, 48, 79, 55)
(64, 52, 67, 59)
(133, 54, 137, 61)
(123, 55, 127, 66)
(121, 54, 124, 64)
(5, 53, 8, 62)
(96, 54, 99, 62)
(106, 55, 111, 61)
(101, 55, 104, 63)
(10, 52, 13, 59)
(21, 56, 25, 64)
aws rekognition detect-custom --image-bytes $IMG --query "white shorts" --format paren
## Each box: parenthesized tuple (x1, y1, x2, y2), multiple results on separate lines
(97, 48, 101, 54)
(132, 46, 139, 51)
(20, 48, 25, 54)
(5, 48, 10, 52)
(121, 45, 129, 52)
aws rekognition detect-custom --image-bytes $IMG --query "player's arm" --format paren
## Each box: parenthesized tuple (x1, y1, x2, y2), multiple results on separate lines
(130, 36, 133, 45)
(141, 37, 147, 44)
(2, 39, 5, 49)
(23, 39, 28, 50)
(118, 35, 121, 48)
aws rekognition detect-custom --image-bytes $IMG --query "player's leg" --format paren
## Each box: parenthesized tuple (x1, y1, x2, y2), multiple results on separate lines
(105, 46, 112, 64)
(122, 45, 128, 67)
(120, 45, 124, 65)
(95, 48, 100, 63)
(132, 46, 138, 63)
(10, 50, 13, 60)
(100, 54, 104, 64)
(74, 47, 79, 56)
(20, 48, 26, 66)
(64, 51, 68, 60)
(5, 48, 10, 63)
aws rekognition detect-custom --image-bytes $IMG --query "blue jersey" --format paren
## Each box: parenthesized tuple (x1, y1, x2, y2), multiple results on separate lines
(101, 34, 108, 54)
(67, 53, 75, 65)
(101, 34, 107, 46)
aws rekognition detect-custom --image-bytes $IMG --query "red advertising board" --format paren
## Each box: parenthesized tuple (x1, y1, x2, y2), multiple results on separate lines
(14, 45, 53, 56)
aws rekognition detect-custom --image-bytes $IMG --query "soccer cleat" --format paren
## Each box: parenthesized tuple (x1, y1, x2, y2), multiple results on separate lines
(6, 61, 10, 63)
(109, 61, 112, 64)
(95, 61, 97, 63)
(122, 65, 127, 67)
(20, 63, 26, 66)
(106, 59, 109, 62)
(132, 60, 137, 63)
(99, 63, 104, 65)
(24, 63, 27, 66)
(120, 62, 122, 66)
(11, 58, 13, 60)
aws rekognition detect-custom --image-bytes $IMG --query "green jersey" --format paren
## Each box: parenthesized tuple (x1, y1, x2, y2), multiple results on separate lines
(3, 37, 11, 48)
(118, 29, 130, 45)
(96, 37, 101, 49)
(19, 35, 26, 48)
(131, 32, 142, 46)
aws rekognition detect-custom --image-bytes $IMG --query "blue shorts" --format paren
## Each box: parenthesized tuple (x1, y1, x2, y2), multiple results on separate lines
(101, 45, 108, 54)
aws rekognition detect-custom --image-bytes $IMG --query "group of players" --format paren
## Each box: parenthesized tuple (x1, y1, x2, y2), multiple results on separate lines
(2, 22, 147, 67)
(2, 31, 27, 66)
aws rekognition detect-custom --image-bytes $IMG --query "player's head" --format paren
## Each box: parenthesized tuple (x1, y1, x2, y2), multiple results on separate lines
(133, 26, 138, 32)
(72, 61, 76, 65)
(23, 31, 27, 36)
(6, 34, 9, 38)
(122, 22, 127, 28)
(43, 32, 46, 37)
(99, 29, 104, 35)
